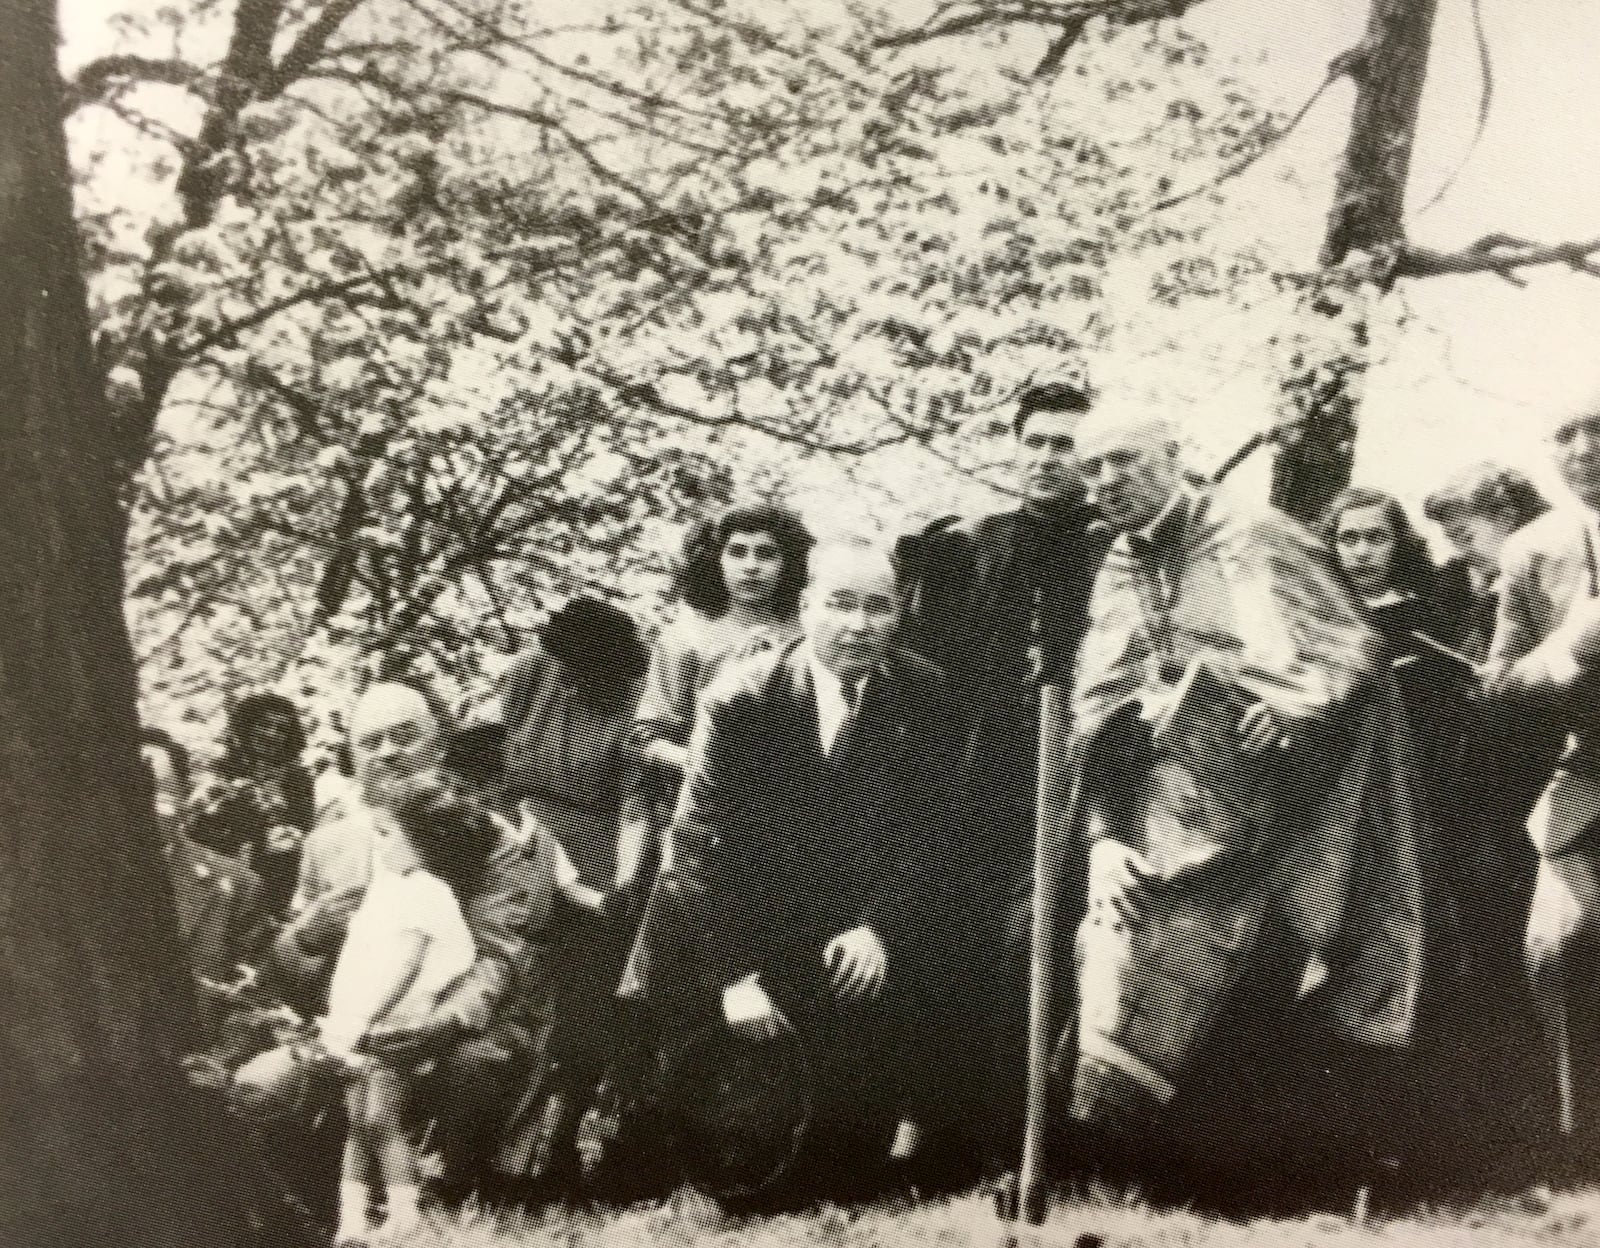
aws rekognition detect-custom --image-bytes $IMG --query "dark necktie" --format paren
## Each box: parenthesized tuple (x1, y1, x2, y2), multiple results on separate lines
(830, 677, 866, 760)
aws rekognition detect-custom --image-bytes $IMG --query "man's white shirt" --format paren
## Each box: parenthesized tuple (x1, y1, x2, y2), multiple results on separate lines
(809, 650, 864, 756)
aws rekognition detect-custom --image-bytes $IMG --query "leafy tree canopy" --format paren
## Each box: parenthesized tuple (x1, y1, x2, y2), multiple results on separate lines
(66, 0, 1286, 757)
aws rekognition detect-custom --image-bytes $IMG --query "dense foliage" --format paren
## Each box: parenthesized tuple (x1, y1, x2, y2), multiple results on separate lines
(67, 0, 1289, 755)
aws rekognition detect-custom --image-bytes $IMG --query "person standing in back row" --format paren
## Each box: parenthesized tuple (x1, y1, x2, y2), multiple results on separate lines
(895, 377, 1108, 1181)
(1485, 394, 1600, 1168)
(629, 504, 812, 887)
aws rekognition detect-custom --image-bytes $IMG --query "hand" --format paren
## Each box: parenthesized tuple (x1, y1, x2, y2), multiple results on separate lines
(824, 926, 888, 1001)
(359, 1008, 467, 1063)
(264, 823, 306, 854)
(290, 886, 364, 959)
(1137, 686, 1176, 728)
(722, 976, 790, 1042)
(1089, 839, 1159, 930)
(1559, 596, 1600, 667)
(1238, 701, 1294, 757)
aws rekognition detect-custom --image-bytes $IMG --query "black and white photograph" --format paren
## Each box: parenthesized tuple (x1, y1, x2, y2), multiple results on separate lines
(6, 1, 1600, 1245)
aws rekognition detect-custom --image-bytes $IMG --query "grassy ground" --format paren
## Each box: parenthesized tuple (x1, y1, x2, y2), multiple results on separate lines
(408, 1185, 1600, 1248)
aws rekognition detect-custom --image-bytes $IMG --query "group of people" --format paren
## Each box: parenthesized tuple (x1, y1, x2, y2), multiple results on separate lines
(142, 374, 1600, 1237)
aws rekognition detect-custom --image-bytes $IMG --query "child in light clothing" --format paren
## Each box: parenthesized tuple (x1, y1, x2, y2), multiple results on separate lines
(323, 780, 494, 1246)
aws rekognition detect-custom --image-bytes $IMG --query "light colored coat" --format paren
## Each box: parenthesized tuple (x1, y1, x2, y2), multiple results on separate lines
(1065, 488, 1425, 1077)
(1485, 503, 1600, 1133)
(1486, 505, 1600, 856)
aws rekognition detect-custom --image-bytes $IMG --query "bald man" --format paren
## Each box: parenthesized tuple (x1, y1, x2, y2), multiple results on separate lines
(1058, 406, 1427, 1203)
(248, 679, 589, 1192)
(611, 542, 959, 1192)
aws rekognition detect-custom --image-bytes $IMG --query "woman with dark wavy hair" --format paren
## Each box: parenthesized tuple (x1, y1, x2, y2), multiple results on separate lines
(630, 502, 813, 867)
(1323, 487, 1436, 608)
(189, 692, 315, 918)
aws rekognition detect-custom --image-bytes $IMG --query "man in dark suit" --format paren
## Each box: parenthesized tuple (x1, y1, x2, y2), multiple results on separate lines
(1486, 398, 1600, 1151)
(616, 540, 957, 1188)
(894, 379, 1107, 1176)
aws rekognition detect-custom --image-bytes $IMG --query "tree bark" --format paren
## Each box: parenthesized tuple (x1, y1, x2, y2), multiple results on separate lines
(1269, 0, 1441, 523)
(0, 1, 245, 1245)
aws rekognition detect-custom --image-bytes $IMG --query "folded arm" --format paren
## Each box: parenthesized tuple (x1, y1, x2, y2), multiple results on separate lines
(632, 627, 703, 776)
(433, 841, 533, 1033)
(1227, 515, 1379, 730)
(1485, 548, 1600, 716)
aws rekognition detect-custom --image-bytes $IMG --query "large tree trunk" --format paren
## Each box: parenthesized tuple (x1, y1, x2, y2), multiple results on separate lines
(0, 2, 245, 1245)
(1269, 0, 1441, 523)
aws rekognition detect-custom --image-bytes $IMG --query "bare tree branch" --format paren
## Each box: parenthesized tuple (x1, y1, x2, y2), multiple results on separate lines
(262, 0, 371, 97)
(177, 267, 409, 360)
(411, 0, 728, 124)
(176, 0, 289, 229)
(64, 56, 204, 113)
(660, 0, 926, 113)
(1413, 0, 1493, 217)
(444, 89, 660, 207)
(874, 0, 1213, 51)
(1151, 44, 1364, 213)
(1034, 18, 1089, 77)
(1398, 232, 1600, 283)
(584, 362, 919, 456)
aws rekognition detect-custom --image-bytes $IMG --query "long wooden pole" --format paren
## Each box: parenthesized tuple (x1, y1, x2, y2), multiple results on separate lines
(1013, 683, 1079, 1225)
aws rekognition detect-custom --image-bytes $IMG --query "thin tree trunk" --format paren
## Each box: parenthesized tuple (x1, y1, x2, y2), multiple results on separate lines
(0, 1, 244, 1244)
(1270, 0, 1441, 523)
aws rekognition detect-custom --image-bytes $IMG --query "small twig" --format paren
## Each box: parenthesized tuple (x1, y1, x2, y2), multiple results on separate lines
(1151, 45, 1364, 213)
(444, 90, 660, 207)
(1034, 19, 1090, 78)
(177, 265, 431, 360)
(261, 0, 370, 97)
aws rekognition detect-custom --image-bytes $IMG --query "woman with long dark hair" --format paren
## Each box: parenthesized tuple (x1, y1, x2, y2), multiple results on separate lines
(630, 502, 813, 875)
(1322, 487, 1477, 810)
(189, 693, 315, 918)
(1323, 485, 1544, 1189)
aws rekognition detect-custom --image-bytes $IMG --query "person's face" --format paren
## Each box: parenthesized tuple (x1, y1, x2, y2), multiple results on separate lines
(244, 711, 298, 770)
(1075, 423, 1181, 533)
(350, 685, 445, 811)
(802, 552, 900, 682)
(1015, 410, 1086, 510)
(142, 744, 186, 838)
(720, 529, 785, 611)
(1551, 411, 1600, 511)
(1335, 505, 1399, 597)
(1441, 511, 1516, 578)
